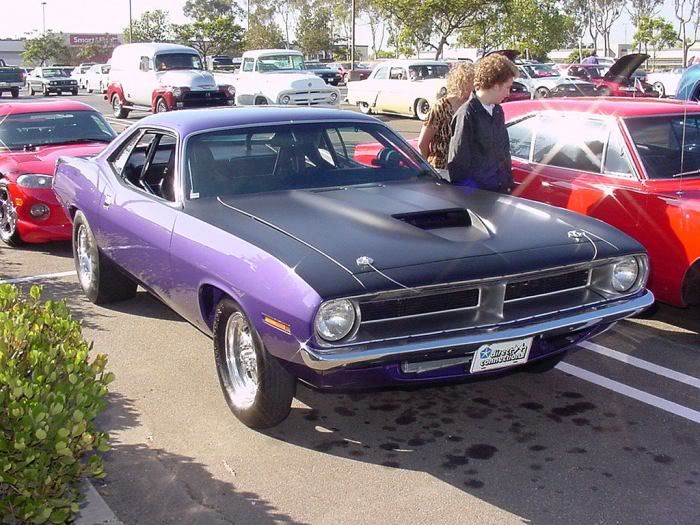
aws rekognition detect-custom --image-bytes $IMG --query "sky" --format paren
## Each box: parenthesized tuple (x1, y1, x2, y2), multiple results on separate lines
(0, 0, 686, 50)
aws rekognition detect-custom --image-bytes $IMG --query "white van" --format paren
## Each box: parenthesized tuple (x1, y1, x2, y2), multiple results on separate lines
(106, 43, 235, 118)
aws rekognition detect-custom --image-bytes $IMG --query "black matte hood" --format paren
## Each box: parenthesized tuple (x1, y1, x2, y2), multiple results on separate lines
(207, 181, 644, 296)
(604, 53, 649, 81)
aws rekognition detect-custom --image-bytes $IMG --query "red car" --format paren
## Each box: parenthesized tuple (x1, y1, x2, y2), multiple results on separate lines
(0, 101, 116, 245)
(503, 98, 700, 306)
(560, 53, 656, 97)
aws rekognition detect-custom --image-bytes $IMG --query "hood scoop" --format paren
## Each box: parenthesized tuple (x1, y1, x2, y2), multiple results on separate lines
(393, 208, 471, 230)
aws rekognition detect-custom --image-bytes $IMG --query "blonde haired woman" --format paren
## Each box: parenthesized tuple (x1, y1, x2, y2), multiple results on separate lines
(417, 62, 475, 170)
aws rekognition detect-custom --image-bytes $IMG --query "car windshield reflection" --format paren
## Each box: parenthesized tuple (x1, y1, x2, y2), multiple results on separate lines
(185, 123, 434, 199)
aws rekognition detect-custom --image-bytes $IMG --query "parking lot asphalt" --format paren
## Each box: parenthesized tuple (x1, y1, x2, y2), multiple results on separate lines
(1, 91, 699, 525)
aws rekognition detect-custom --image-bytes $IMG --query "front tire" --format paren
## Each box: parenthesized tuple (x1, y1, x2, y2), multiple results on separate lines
(653, 82, 665, 98)
(415, 98, 431, 121)
(73, 211, 137, 304)
(155, 98, 169, 113)
(213, 298, 296, 429)
(0, 182, 22, 246)
(358, 101, 372, 114)
(10, 87, 19, 99)
(535, 87, 550, 99)
(111, 94, 129, 118)
(28, 84, 35, 96)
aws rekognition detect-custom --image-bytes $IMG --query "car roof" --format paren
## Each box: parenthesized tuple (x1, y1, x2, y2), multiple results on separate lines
(138, 107, 381, 136)
(376, 60, 448, 68)
(242, 49, 303, 58)
(0, 101, 99, 116)
(503, 98, 700, 120)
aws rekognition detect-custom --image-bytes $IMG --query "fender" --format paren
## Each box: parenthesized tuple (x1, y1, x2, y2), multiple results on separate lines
(106, 82, 125, 103)
(151, 88, 176, 111)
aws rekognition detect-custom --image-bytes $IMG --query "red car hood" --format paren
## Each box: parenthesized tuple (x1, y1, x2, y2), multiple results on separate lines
(0, 142, 106, 176)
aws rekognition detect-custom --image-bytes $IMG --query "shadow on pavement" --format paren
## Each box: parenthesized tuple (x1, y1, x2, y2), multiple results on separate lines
(102, 290, 186, 323)
(96, 394, 304, 525)
(261, 370, 699, 524)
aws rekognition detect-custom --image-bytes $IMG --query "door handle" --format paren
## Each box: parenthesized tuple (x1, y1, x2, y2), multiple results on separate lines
(103, 194, 113, 208)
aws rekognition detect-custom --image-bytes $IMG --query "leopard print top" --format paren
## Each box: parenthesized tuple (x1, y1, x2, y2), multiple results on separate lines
(424, 97, 456, 170)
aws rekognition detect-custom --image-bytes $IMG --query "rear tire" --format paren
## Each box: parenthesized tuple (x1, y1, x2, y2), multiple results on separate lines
(10, 87, 19, 99)
(653, 82, 665, 98)
(28, 85, 35, 96)
(111, 94, 129, 118)
(535, 87, 550, 99)
(73, 211, 137, 305)
(213, 298, 296, 428)
(415, 98, 431, 121)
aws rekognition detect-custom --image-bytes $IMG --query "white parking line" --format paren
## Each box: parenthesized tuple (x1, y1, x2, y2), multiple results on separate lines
(0, 270, 76, 284)
(580, 340, 700, 389)
(556, 362, 700, 424)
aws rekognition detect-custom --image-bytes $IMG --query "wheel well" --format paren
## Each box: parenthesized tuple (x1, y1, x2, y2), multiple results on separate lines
(682, 259, 700, 306)
(254, 96, 267, 104)
(199, 284, 230, 330)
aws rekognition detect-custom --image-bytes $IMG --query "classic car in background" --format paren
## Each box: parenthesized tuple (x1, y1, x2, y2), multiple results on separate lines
(52, 107, 652, 428)
(0, 101, 116, 245)
(214, 49, 340, 107)
(70, 63, 97, 89)
(304, 62, 343, 85)
(559, 54, 656, 97)
(107, 43, 235, 117)
(646, 68, 685, 97)
(504, 98, 700, 307)
(84, 64, 111, 94)
(0, 58, 25, 98)
(26, 67, 79, 96)
(673, 64, 700, 100)
(346, 60, 451, 120)
(327, 62, 374, 83)
(517, 62, 597, 98)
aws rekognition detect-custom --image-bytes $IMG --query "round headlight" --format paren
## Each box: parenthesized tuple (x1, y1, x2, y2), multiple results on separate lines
(227, 85, 235, 96)
(30, 203, 50, 218)
(611, 257, 639, 292)
(280, 95, 291, 105)
(330, 92, 338, 102)
(438, 86, 447, 98)
(171, 87, 182, 97)
(17, 174, 52, 188)
(315, 299, 356, 342)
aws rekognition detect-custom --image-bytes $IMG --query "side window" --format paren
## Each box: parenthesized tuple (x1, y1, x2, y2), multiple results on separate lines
(374, 67, 388, 80)
(518, 66, 527, 79)
(242, 58, 254, 72)
(120, 132, 158, 187)
(507, 116, 536, 159)
(389, 67, 405, 80)
(604, 131, 632, 176)
(110, 131, 143, 175)
(534, 116, 606, 173)
(139, 56, 151, 72)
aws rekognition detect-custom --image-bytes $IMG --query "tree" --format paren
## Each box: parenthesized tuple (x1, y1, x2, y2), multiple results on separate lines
(124, 10, 173, 43)
(276, 0, 304, 49)
(77, 43, 114, 63)
(564, 0, 593, 62)
(375, 0, 508, 60)
(296, 4, 333, 57)
(361, 1, 387, 58)
(675, 0, 700, 67)
(244, 0, 285, 50)
(174, 16, 245, 61)
(589, 0, 625, 57)
(22, 32, 70, 66)
(183, 0, 240, 21)
(628, 0, 664, 51)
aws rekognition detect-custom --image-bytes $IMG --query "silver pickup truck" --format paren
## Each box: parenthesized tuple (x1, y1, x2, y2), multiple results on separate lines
(0, 59, 25, 98)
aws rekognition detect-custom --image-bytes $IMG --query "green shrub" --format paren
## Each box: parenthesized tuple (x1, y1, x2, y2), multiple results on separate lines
(0, 285, 113, 524)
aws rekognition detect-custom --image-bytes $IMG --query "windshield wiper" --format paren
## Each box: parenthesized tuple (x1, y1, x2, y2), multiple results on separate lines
(672, 169, 700, 178)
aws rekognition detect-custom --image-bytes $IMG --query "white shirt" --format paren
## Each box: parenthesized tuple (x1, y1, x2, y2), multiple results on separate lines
(480, 100, 495, 116)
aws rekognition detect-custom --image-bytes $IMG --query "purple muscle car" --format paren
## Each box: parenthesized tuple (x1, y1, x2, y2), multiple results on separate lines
(52, 107, 654, 428)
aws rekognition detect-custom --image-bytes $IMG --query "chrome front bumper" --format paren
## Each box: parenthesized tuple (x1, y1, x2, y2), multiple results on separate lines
(299, 291, 654, 371)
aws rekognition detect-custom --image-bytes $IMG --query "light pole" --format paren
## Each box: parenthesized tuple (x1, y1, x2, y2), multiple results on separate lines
(41, 2, 47, 35)
(129, 0, 133, 43)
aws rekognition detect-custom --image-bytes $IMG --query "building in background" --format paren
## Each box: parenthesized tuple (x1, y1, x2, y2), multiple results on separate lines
(0, 33, 122, 66)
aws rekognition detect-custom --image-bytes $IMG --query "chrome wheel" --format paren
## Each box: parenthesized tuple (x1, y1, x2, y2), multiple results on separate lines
(224, 312, 259, 409)
(76, 224, 94, 290)
(0, 186, 17, 241)
(112, 95, 124, 117)
(415, 98, 431, 121)
(653, 82, 665, 98)
(156, 99, 168, 113)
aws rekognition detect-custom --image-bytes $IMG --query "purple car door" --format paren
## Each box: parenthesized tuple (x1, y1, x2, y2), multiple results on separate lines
(96, 129, 179, 295)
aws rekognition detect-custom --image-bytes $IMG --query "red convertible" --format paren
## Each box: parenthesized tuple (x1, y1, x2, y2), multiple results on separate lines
(0, 101, 116, 245)
(504, 98, 700, 307)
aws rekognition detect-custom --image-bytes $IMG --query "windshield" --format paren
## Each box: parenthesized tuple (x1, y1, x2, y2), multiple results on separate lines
(0, 111, 116, 150)
(408, 64, 449, 80)
(256, 54, 305, 72)
(155, 53, 204, 71)
(184, 123, 433, 198)
(43, 68, 68, 78)
(523, 64, 558, 78)
(625, 114, 700, 179)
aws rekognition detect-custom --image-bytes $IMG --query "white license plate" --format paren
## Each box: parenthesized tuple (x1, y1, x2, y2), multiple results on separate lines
(469, 337, 533, 373)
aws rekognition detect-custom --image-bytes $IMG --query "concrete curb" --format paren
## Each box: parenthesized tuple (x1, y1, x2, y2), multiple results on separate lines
(75, 480, 123, 525)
